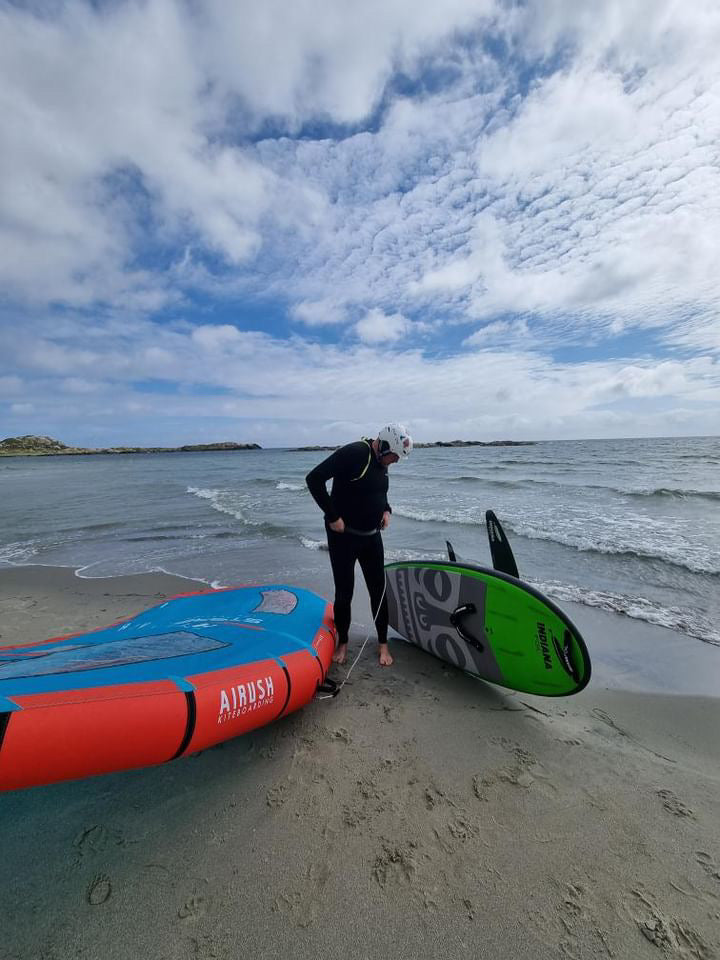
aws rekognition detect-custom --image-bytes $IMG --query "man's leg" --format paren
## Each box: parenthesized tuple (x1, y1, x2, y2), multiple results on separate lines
(358, 534, 392, 666)
(326, 529, 356, 665)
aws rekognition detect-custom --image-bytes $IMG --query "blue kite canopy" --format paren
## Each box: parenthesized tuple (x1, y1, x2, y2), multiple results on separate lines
(0, 585, 336, 791)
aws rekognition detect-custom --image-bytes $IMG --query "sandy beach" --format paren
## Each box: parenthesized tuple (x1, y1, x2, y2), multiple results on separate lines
(1, 566, 719, 960)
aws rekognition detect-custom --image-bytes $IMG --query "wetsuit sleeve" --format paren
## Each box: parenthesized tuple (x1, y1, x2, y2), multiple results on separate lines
(305, 445, 362, 523)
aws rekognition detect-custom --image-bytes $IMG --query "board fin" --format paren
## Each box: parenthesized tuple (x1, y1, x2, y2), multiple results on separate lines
(485, 510, 519, 578)
(553, 631, 582, 683)
(446, 540, 457, 562)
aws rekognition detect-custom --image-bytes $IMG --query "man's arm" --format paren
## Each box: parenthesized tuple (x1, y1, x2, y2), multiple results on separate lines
(306, 443, 367, 524)
(305, 448, 351, 523)
(382, 480, 392, 527)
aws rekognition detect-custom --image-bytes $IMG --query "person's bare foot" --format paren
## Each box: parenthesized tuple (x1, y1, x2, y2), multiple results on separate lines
(332, 643, 348, 665)
(378, 643, 393, 667)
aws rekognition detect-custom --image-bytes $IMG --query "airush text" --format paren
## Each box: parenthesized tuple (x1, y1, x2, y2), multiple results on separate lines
(218, 677, 275, 722)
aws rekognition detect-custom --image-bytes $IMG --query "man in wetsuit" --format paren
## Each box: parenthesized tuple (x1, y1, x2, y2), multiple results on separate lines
(306, 424, 413, 667)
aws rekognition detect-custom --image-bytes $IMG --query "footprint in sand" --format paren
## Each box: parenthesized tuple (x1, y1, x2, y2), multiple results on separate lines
(342, 805, 362, 829)
(553, 880, 617, 958)
(627, 888, 712, 958)
(462, 898, 476, 921)
(87, 874, 112, 905)
(266, 784, 288, 807)
(0, 597, 37, 615)
(418, 887, 440, 912)
(447, 816, 477, 842)
(498, 768, 537, 789)
(695, 852, 720, 882)
(343, 775, 386, 828)
(142, 863, 172, 885)
(424, 783, 456, 811)
(657, 789, 696, 820)
(273, 861, 331, 928)
(559, 881, 589, 924)
(486, 738, 558, 796)
(74, 824, 108, 857)
(472, 773, 494, 802)
(491, 736, 535, 765)
(273, 891, 302, 915)
(372, 842, 418, 888)
(178, 895, 209, 921)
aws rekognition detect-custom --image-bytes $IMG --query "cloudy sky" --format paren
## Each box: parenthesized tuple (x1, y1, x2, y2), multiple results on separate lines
(1, 0, 719, 447)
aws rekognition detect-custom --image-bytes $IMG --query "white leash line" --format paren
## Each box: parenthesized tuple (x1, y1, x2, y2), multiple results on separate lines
(316, 580, 387, 700)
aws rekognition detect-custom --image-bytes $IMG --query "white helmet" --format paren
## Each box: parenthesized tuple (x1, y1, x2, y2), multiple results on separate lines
(378, 423, 413, 459)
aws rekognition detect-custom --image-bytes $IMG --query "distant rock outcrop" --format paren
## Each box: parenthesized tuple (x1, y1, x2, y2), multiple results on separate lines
(0, 435, 261, 456)
(292, 445, 340, 452)
(414, 440, 535, 448)
(0, 435, 70, 453)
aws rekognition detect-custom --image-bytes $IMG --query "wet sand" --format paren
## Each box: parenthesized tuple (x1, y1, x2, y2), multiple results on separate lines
(1, 566, 719, 960)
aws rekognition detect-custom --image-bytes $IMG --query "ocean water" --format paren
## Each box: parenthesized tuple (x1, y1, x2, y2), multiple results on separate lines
(1, 437, 719, 651)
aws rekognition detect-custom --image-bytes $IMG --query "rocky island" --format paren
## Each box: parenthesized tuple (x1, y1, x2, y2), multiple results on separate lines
(0, 435, 261, 457)
(415, 440, 535, 448)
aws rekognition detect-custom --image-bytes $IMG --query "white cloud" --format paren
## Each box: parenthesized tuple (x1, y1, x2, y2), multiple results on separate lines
(463, 318, 529, 347)
(60, 378, 105, 395)
(3, 0, 718, 336)
(664, 316, 720, 355)
(0, 376, 24, 395)
(355, 309, 409, 344)
(390, 53, 720, 335)
(194, 0, 492, 126)
(191, 325, 244, 349)
(291, 301, 349, 327)
(3, 315, 719, 445)
(0, 0, 491, 308)
(1, 0, 720, 443)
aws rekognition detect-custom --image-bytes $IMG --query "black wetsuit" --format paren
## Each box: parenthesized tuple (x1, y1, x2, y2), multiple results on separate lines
(305, 440, 390, 646)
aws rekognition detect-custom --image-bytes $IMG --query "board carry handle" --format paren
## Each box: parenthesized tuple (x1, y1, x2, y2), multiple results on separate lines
(449, 603, 484, 652)
(316, 678, 341, 698)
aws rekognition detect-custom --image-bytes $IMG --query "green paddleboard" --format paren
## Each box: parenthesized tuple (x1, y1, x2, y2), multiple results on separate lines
(385, 561, 591, 697)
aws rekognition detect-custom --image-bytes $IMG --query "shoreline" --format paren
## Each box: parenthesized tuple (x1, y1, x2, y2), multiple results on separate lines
(0, 444, 262, 458)
(2, 563, 717, 697)
(0, 565, 201, 648)
(1, 564, 719, 959)
(1, 438, 535, 458)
